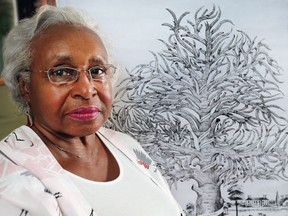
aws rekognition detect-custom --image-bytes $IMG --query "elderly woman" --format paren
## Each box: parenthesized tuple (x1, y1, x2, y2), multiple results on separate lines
(0, 5, 185, 216)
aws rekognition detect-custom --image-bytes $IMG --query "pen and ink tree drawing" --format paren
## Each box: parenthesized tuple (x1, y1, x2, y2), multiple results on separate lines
(107, 5, 288, 215)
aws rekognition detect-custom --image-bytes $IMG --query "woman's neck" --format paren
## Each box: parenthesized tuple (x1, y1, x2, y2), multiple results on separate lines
(31, 124, 120, 182)
(31, 124, 98, 158)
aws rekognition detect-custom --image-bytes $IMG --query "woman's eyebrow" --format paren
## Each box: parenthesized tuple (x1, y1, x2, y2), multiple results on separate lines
(89, 56, 107, 64)
(50, 55, 107, 65)
(52, 54, 73, 63)
(48, 54, 73, 65)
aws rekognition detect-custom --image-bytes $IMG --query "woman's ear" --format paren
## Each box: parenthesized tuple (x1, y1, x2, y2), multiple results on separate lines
(19, 79, 30, 102)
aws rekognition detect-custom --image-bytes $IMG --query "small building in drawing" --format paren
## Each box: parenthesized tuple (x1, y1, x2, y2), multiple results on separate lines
(242, 195, 269, 207)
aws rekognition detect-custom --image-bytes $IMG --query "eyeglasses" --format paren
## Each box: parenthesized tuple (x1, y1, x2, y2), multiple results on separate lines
(40, 64, 116, 84)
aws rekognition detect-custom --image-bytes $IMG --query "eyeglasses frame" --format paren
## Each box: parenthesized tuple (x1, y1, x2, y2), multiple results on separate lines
(38, 64, 117, 85)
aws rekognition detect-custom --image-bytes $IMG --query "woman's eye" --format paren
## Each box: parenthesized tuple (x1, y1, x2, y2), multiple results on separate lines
(51, 68, 74, 76)
(90, 66, 106, 76)
(47, 67, 77, 84)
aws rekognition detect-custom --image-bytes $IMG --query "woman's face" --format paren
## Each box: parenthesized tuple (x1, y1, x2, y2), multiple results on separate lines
(25, 24, 113, 137)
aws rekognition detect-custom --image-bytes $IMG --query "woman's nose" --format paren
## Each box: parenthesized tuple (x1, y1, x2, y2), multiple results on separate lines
(70, 71, 97, 99)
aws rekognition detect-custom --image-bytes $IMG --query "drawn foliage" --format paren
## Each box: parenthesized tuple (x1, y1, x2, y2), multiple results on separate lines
(107, 5, 288, 215)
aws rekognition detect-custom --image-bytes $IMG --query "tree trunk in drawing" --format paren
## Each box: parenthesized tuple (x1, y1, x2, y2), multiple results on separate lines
(108, 5, 288, 215)
(194, 183, 222, 215)
(235, 201, 238, 216)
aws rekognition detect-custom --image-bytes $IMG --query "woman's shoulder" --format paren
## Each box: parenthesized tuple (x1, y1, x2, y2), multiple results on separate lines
(98, 128, 154, 165)
(98, 127, 136, 140)
(99, 127, 150, 165)
(98, 127, 141, 149)
(98, 127, 171, 192)
(0, 125, 36, 144)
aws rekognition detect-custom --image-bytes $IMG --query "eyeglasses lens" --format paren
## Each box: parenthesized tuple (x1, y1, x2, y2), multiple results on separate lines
(47, 65, 115, 84)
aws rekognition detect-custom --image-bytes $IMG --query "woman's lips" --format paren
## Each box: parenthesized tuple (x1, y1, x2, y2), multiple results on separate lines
(67, 107, 100, 121)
